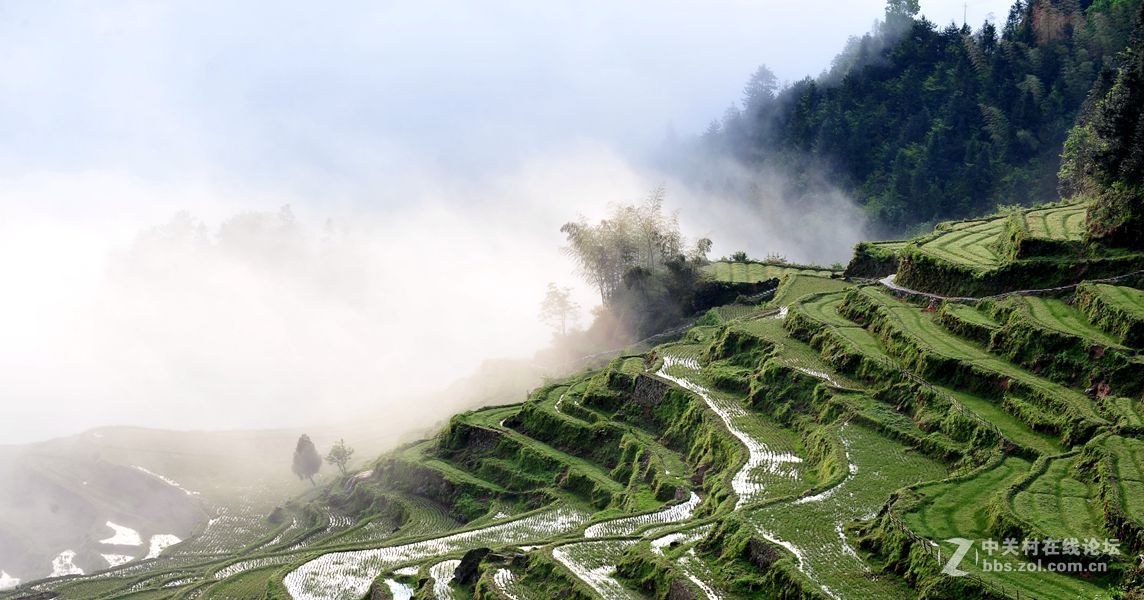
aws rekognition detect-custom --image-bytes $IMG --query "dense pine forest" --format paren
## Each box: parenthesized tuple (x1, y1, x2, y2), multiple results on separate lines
(691, 0, 1143, 231)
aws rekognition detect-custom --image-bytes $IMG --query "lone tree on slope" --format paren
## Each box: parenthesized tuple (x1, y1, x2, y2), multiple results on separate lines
(292, 434, 322, 486)
(325, 438, 355, 475)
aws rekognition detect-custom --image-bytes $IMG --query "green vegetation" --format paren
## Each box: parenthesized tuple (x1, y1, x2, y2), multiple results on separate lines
(916, 218, 1008, 271)
(893, 456, 1111, 600)
(769, 273, 852, 307)
(692, 0, 1144, 230)
(981, 294, 1144, 397)
(905, 456, 1032, 542)
(1060, 10, 1144, 249)
(1024, 203, 1088, 242)
(841, 286, 1108, 443)
(1076, 283, 1144, 347)
(704, 261, 838, 284)
(843, 240, 906, 278)
(1011, 455, 1106, 542)
(1003, 296, 1122, 347)
(741, 423, 947, 599)
(886, 199, 1144, 297)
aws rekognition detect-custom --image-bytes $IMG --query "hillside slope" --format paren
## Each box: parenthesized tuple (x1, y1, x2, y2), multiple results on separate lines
(9, 204, 1144, 599)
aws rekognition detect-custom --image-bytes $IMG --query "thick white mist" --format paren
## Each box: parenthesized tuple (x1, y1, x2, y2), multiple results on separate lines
(0, 148, 663, 443)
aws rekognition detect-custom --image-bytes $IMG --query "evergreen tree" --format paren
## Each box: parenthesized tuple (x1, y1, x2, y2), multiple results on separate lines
(1072, 3, 1144, 247)
(685, 0, 1144, 230)
(291, 434, 322, 486)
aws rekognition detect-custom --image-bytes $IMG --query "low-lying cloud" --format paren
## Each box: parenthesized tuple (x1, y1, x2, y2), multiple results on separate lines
(0, 147, 660, 443)
(1, 144, 871, 446)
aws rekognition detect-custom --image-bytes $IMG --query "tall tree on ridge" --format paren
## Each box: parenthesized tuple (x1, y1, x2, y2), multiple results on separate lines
(292, 434, 322, 486)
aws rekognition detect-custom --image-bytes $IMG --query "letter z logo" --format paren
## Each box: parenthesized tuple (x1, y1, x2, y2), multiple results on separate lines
(942, 537, 974, 576)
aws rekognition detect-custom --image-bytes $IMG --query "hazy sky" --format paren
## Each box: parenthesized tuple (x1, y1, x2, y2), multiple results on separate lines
(0, 0, 1015, 443)
(0, 0, 1011, 181)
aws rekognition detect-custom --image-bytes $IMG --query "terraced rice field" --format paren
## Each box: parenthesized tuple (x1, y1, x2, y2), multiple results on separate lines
(284, 506, 592, 600)
(1088, 284, 1144, 316)
(15, 223, 1144, 600)
(659, 349, 811, 506)
(746, 423, 947, 600)
(170, 508, 279, 556)
(544, 383, 597, 425)
(938, 386, 1064, 455)
(918, 218, 1006, 270)
(429, 559, 461, 599)
(1082, 284, 1144, 347)
(205, 565, 282, 599)
(906, 456, 1032, 539)
(675, 555, 722, 600)
(708, 304, 763, 322)
(391, 495, 463, 539)
(770, 274, 853, 307)
(1010, 296, 1124, 347)
(492, 422, 626, 498)
(552, 540, 642, 599)
(902, 457, 1107, 600)
(383, 579, 413, 599)
(617, 357, 645, 376)
(858, 288, 1105, 423)
(1104, 435, 1144, 523)
(648, 525, 711, 555)
(736, 317, 859, 389)
(1023, 203, 1088, 240)
(792, 291, 896, 364)
(492, 567, 539, 600)
(1106, 396, 1144, 428)
(330, 515, 401, 544)
(704, 262, 838, 284)
(867, 240, 908, 252)
(796, 293, 856, 327)
(212, 556, 294, 580)
(584, 493, 700, 538)
(1012, 455, 1105, 541)
(942, 302, 1000, 331)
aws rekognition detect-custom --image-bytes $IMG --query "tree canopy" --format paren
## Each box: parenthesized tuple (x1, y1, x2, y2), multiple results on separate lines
(325, 438, 355, 476)
(1062, 2, 1144, 247)
(689, 0, 1144, 231)
(292, 434, 322, 485)
(560, 188, 683, 305)
(559, 189, 717, 338)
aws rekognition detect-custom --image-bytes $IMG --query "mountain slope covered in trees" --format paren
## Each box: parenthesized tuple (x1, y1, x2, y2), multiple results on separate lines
(14, 192, 1144, 598)
(690, 0, 1143, 231)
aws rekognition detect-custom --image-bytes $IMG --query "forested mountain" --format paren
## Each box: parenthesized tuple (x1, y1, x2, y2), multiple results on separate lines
(691, 0, 1143, 231)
